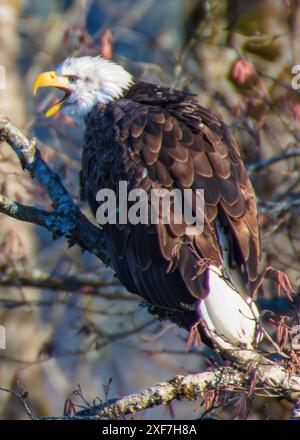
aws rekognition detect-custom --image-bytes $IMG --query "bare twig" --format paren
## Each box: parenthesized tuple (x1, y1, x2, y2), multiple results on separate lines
(0, 385, 34, 420)
(246, 149, 300, 175)
(0, 268, 138, 299)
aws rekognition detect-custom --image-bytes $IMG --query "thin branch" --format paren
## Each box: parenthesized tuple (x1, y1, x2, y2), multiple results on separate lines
(0, 268, 138, 300)
(0, 298, 137, 315)
(0, 318, 156, 365)
(246, 149, 300, 175)
(258, 197, 300, 216)
(0, 386, 34, 420)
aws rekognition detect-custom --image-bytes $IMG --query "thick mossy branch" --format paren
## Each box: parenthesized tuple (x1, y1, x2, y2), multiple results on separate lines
(75, 369, 244, 419)
(40, 360, 300, 419)
(73, 350, 300, 418)
(40, 368, 246, 419)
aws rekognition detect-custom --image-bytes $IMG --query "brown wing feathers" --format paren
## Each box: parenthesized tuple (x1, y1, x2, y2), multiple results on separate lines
(82, 85, 260, 330)
(116, 102, 260, 282)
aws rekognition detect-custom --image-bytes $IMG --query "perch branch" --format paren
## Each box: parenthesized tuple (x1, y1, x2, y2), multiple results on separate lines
(39, 367, 249, 419)
(77, 349, 300, 418)
(75, 368, 245, 419)
(223, 348, 300, 402)
(37, 355, 300, 419)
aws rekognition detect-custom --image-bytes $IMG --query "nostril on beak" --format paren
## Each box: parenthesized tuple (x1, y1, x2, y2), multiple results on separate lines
(50, 72, 56, 79)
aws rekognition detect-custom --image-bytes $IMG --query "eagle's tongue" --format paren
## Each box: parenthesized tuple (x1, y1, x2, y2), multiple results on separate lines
(45, 92, 69, 117)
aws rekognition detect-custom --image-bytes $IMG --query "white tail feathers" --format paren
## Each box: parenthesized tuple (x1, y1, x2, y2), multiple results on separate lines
(198, 266, 261, 349)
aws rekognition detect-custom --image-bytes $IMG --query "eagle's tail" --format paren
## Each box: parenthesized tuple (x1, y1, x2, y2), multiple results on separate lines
(198, 265, 261, 349)
(197, 219, 262, 350)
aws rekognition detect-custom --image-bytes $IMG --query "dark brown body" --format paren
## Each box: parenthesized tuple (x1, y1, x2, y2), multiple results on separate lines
(80, 82, 260, 333)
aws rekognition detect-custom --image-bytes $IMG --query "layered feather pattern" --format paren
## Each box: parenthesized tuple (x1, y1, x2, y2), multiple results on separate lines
(80, 81, 260, 339)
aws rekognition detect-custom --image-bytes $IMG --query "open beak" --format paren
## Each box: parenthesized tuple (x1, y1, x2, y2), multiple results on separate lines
(33, 71, 72, 117)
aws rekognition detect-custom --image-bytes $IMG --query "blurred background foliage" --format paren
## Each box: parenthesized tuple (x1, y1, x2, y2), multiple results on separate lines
(0, 0, 300, 420)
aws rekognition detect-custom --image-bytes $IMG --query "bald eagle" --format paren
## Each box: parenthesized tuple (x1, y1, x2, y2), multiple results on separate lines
(33, 56, 261, 349)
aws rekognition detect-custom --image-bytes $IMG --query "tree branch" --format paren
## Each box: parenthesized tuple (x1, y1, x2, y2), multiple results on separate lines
(0, 268, 137, 302)
(38, 353, 300, 419)
(223, 348, 300, 402)
(40, 367, 247, 419)
(74, 349, 300, 418)
(246, 149, 300, 175)
(0, 114, 110, 265)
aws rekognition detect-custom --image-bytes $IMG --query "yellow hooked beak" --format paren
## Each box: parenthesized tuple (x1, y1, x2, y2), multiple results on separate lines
(33, 71, 72, 117)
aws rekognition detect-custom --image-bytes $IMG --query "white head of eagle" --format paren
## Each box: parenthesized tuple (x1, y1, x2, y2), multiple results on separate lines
(33, 56, 134, 119)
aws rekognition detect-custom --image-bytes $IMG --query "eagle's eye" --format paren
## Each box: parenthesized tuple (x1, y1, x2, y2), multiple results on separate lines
(68, 76, 76, 83)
